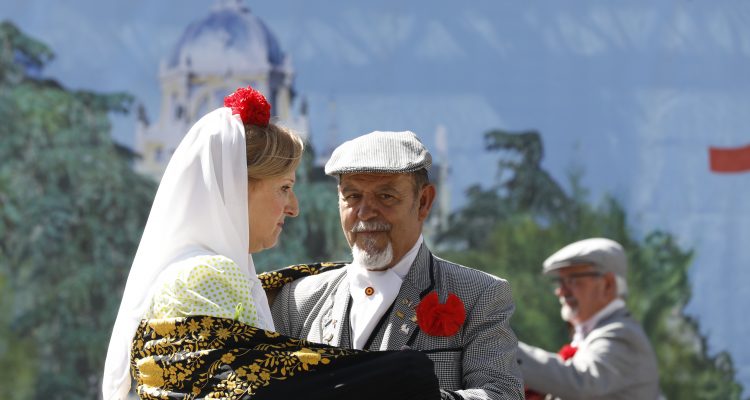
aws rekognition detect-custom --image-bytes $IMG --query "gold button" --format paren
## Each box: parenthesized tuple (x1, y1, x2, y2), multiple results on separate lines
(365, 287, 375, 296)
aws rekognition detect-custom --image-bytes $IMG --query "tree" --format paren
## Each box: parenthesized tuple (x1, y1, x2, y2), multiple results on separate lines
(0, 21, 155, 398)
(436, 129, 744, 399)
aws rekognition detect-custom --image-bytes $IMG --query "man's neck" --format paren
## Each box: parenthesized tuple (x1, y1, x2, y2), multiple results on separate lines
(388, 235, 423, 279)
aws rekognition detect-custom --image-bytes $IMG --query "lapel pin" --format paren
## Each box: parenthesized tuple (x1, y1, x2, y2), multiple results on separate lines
(396, 311, 405, 319)
(410, 315, 418, 323)
(365, 286, 375, 296)
(400, 323, 410, 334)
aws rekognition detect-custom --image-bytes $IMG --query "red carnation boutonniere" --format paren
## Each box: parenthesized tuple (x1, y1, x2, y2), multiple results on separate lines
(223, 86, 271, 126)
(415, 291, 466, 337)
(524, 344, 577, 399)
(558, 343, 578, 361)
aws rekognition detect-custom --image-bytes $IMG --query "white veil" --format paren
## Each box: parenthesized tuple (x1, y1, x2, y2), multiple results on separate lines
(102, 108, 271, 400)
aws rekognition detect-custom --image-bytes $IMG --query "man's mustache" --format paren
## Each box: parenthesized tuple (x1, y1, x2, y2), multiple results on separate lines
(560, 296, 577, 307)
(351, 220, 392, 233)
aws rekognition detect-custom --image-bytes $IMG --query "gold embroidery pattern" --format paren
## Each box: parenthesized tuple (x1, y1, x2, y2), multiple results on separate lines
(130, 316, 355, 399)
(257, 261, 346, 290)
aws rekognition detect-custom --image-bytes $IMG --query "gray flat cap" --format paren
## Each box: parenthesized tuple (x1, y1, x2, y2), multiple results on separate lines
(325, 130, 432, 176)
(543, 238, 627, 278)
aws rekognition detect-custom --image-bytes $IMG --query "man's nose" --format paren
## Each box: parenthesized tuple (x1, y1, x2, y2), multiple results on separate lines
(356, 195, 378, 220)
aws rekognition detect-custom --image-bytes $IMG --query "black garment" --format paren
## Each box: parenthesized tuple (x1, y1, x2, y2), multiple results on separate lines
(130, 316, 439, 400)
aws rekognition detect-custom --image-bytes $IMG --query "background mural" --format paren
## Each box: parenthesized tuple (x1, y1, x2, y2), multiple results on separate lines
(1, 1, 748, 398)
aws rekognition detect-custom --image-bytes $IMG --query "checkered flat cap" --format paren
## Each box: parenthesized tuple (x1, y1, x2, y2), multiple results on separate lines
(325, 130, 432, 175)
(543, 238, 628, 278)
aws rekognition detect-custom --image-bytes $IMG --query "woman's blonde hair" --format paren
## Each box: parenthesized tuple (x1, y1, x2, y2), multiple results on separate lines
(244, 122, 304, 181)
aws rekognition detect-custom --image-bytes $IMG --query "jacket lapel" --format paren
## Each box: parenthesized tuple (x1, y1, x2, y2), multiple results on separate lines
(378, 244, 433, 351)
(320, 269, 351, 347)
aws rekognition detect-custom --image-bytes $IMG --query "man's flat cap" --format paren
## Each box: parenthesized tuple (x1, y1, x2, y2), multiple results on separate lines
(325, 130, 432, 176)
(543, 238, 627, 278)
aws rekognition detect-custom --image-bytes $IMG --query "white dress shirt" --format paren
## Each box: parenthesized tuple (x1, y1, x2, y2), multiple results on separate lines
(347, 236, 424, 349)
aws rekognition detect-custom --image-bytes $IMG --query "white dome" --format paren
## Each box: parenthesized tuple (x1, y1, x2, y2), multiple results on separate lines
(168, 1, 288, 75)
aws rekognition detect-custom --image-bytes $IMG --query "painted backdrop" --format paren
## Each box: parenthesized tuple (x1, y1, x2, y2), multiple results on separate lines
(1, 1, 748, 398)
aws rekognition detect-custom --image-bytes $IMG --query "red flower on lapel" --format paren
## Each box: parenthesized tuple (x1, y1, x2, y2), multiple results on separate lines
(558, 344, 578, 360)
(415, 291, 465, 337)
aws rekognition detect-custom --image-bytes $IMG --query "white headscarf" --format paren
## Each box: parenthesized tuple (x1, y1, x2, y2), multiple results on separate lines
(102, 107, 271, 400)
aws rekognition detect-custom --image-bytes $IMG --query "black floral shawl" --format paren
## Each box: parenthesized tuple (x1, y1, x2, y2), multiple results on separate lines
(129, 263, 440, 400)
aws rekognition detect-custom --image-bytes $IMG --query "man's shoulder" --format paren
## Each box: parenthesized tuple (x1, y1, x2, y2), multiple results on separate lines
(585, 309, 660, 369)
(434, 255, 508, 287)
(284, 263, 348, 294)
(428, 255, 513, 309)
(590, 309, 653, 347)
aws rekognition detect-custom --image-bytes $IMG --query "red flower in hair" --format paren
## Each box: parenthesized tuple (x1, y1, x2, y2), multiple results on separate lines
(558, 344, 578, 360)
(415, 291, 466, 337)
(224, 86, 271, 126)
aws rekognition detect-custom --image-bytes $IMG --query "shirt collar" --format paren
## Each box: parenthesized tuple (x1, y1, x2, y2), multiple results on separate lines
(346, 236, 423, 349)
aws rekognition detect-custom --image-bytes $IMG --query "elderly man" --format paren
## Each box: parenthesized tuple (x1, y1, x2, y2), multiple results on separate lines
(271, 131, 524, 400)
(518, 238, 660, 400)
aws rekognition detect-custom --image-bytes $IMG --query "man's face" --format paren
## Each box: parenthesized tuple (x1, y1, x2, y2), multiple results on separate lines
(553, 264, 614, 324)
(338, 173, 434, 270)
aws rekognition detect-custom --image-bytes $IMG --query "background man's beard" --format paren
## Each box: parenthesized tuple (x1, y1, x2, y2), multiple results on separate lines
(560, 299, 577, 322)
(352, 240, 394, 271)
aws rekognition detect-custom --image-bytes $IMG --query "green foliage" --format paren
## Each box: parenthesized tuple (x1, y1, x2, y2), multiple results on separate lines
(436, 129, 744, 399)
(0, 21, 155, 399)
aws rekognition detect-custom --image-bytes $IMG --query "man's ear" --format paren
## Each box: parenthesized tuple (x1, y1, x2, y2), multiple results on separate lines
(417, 184, 436, 221)
(603, 272, 618, 298)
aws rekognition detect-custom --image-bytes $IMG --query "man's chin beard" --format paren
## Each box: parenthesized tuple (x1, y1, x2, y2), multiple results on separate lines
(352, 241, 394, 271)
(560, 301, 577, 323)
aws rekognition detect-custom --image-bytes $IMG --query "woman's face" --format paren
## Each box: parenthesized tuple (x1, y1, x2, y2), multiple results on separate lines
(247, 170, 299, 253)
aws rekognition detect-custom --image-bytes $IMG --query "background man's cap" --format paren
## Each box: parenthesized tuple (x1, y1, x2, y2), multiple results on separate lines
(325, 130, 432, 176)
(542, 238, 627, 278)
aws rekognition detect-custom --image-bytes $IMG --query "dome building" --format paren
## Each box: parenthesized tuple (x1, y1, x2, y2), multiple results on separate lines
(135, 0, 307, 180)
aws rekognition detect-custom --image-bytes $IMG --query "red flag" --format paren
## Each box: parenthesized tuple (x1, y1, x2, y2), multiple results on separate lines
(709, 144, 750, 173)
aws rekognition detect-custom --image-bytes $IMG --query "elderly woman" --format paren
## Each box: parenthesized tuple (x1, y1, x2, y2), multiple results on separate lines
(102, 87, 438, 400)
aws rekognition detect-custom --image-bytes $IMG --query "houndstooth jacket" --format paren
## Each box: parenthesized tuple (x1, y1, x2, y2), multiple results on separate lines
(271, 244, 524, 400)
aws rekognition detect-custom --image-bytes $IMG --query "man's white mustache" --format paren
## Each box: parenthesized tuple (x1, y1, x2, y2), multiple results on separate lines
(351, 220, 392, 233)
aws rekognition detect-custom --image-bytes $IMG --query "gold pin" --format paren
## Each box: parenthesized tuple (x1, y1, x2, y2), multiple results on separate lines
(410, 315, 418, 323)
(365, 287, 375, 296)
(396, 311, 405, 319)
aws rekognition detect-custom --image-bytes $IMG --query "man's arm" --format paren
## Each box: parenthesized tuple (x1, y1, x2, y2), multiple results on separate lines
(269, 279, 301, 337)
(518, 324, 643, 399)
(455, 279, 524, 400)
